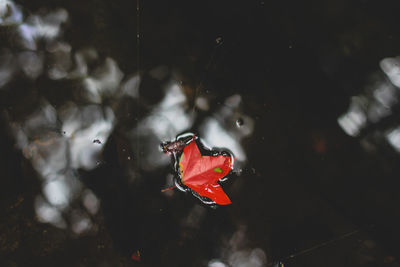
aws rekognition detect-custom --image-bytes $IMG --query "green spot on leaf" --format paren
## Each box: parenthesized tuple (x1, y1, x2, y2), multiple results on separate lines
(214, 167, 223, 173)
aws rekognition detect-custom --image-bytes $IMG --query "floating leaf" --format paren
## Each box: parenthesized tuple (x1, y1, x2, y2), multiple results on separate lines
(162, 135, 234, 205)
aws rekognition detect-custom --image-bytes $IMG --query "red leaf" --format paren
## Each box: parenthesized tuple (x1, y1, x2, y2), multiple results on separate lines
(178, 138, 234, 205)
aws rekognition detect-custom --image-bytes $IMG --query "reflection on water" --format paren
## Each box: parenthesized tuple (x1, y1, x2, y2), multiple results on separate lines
(208, 226, 267, 267)
(2, 2, 117, 234)
(380, 57, 400, 88)
(60, 104, 114, 169)
(0, 0, 23, 26)
(201, 94, 254, 162)
(83, 57, 124, 103)
(18, 8, 68, 50)
(339, 56, 400, 156)
(1, 2, 67, 87)
(386, 127, 400, 152)
(1, 0, 261, 265)
(0, 50, 17, 87)
(35, 195, 67, 228)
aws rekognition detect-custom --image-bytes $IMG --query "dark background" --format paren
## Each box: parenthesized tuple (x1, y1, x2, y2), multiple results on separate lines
(2, 0, 400, 266)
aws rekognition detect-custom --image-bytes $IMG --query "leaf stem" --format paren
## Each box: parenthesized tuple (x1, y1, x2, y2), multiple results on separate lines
(161, 185, 176, 192)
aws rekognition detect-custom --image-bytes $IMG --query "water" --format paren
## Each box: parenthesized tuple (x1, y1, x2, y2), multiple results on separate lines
(2, 0, 400, 267)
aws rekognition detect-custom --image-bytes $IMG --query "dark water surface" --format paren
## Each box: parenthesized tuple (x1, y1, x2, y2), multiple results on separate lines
(2, 0, 400, 266)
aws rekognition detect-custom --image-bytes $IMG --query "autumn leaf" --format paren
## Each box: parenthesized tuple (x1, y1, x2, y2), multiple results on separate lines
(177, 137, 234, 205)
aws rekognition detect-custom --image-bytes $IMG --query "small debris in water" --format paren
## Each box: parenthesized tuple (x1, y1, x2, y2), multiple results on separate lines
(216, 36, 223, 44)
(131, 250, 141, 261)
(236, 118, 244, 127)
(127, 156, 131, 160)
(93, 139, 102, 144)
(160, 136, 191, 154)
